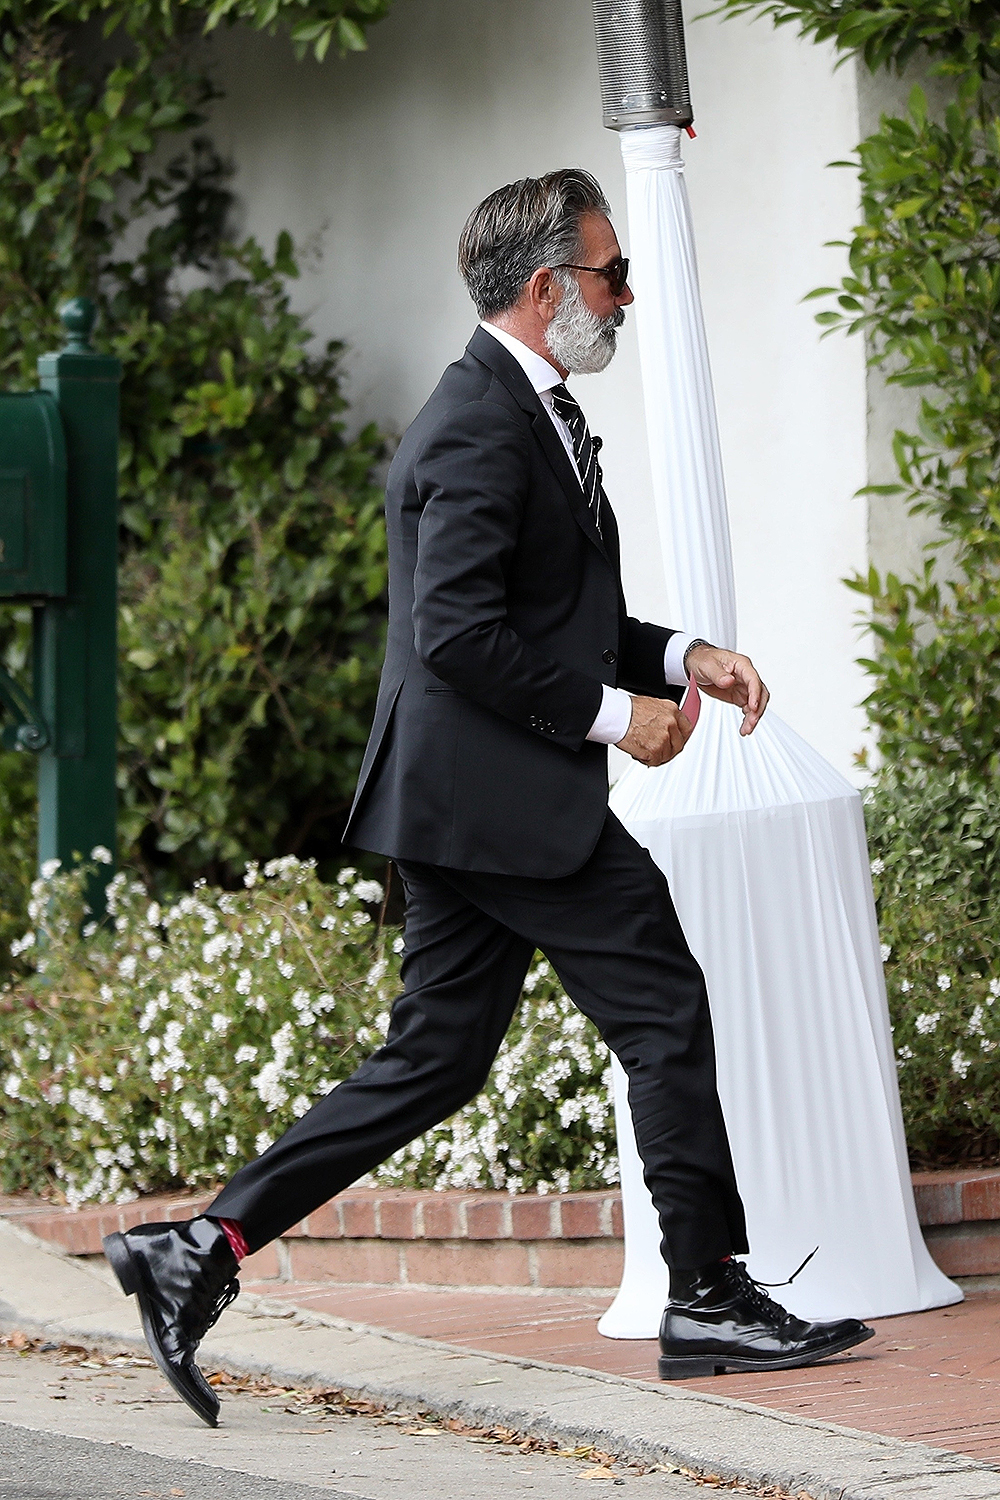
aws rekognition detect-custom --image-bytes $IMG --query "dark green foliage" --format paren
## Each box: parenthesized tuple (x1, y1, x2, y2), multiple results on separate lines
(108, 160, 388, 886)
(867, 768, 1000, 1165)
(820, 80, 1000, 778)
(711, 0, 1000, 79)
(0, 0, 394, 913)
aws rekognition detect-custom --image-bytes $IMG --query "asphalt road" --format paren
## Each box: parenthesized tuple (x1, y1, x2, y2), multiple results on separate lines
(0, 1421, 356, 1500)
(0, 1339, 718, 1500)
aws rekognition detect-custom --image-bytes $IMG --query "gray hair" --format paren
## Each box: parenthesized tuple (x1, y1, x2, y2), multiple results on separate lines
(458, 168, 611, 319)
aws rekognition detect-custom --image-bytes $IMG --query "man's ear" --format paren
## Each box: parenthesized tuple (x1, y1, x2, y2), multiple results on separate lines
(525, 266, 561, 326)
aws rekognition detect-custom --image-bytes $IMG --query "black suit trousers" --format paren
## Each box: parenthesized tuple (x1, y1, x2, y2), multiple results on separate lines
(209, 813, 748, 1270)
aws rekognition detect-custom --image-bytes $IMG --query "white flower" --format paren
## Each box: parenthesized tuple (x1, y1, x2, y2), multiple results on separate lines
(937, 974, 952, 992)
(252, 1022, 296, 1111)
(243, 863, 258, 888)
(40, 858, 62, 879)
(915, 1012, 940, 1035)
(117, 955, 137, 981)
(255, 1131, 273, 1155)
(4, 1075, 21, 1099)
(180, 1100, 205, 1129)
(235, 967, 252, 995)
(225, 1134, 239, 1156)
(82, 922, 98, 939)
(337, 867, 357, 886)
(204, 1075, 229, 1105)
(10, 931, 35, 957)
(90, 845, 113, 865)
(320, 914, 336, 931)
(146, 903, 162, 928)
(202, 933, 228, 965)
(880, 944, 892, 963)
(235, 1045, 258, 1064)
(211, 1012, 231, 1035)
(277, 960, 295, 979)
(990, 979, 1000, 1000)
(353, 879, 384, 905)
(900, 980, 912, 993)
(968, 1005, 987, 1036)
(292, 1094, 312, 1118)
(393, 936, 405, 954)
(951, 1050, 971, 1080)
(870, 858, 885, 876)
(896, 1045, 913, 1063)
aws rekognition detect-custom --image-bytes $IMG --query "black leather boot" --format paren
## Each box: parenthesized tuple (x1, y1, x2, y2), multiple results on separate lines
(103, 1217, 240, 1426)
(659, 1258, 873, 1380)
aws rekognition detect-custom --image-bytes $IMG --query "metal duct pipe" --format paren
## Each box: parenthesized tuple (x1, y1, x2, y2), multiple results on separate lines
(591, 0, 693, 131)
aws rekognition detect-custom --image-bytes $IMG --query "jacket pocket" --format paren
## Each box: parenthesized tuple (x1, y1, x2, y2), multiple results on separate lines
(424, 685, 460, 695)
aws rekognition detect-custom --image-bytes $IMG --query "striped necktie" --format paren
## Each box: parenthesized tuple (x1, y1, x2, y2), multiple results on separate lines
(549, 383, 603, 537)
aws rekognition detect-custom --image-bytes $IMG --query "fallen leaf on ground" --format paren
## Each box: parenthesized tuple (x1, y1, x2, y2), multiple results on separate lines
(580, 1468, 616, 1480)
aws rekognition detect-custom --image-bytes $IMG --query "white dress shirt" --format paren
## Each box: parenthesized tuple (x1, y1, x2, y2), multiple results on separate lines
(479, 322, 693, 744)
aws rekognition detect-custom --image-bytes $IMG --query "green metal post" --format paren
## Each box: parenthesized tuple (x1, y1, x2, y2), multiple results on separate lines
(35, 299, 121, 917)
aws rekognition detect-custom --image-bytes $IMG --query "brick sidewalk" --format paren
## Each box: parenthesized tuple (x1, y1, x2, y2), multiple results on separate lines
(241, 1278, 1000, 1464)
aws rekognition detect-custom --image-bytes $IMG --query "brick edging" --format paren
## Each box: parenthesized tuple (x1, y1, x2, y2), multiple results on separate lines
(3, 1188, 624, 1259)
(8, 1170, 1000, 1270)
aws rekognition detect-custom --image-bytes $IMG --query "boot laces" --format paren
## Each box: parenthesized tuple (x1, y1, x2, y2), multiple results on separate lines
(194, 1276, 240, 1342)
(724, 1260, 794, 1325)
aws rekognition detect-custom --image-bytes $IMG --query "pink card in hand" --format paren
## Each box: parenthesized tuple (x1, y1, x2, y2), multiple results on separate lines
(680, 672, 701, 729)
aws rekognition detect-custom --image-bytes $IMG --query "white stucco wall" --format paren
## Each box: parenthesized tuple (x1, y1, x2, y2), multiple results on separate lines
(208, 0, 871, 778)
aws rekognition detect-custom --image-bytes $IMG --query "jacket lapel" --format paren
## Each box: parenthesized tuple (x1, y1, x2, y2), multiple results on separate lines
(467, 328, 611, 564)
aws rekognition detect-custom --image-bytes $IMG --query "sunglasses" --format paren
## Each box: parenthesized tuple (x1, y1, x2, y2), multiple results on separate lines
(555, 255, 630, 298)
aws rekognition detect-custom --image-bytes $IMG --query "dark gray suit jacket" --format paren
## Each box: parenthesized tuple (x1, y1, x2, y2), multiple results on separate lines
(343, 326, 678, 878)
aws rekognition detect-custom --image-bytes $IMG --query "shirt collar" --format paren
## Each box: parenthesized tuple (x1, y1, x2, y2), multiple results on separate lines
(478, 321, 563, 395)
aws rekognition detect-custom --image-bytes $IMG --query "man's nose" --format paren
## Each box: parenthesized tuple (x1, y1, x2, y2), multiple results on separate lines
(618, 282, 635, 308)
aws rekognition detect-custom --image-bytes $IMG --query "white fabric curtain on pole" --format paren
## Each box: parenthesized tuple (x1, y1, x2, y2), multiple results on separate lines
(598, 125, 959, 1338)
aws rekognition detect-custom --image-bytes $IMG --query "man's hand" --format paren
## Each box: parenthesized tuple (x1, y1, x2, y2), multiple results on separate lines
(616, 696, 692, 767)
(687, 644, 769, 736)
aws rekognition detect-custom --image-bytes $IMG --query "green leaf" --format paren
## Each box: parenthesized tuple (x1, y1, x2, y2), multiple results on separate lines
(893, 196, 931, 220)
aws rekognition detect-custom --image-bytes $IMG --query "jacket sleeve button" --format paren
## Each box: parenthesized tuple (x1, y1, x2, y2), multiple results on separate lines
(602, 649, 617, 665)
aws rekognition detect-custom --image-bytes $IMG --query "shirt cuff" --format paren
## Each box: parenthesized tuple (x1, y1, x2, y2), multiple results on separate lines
(586, 684, 634, 745)
(663, 631, 696, 687)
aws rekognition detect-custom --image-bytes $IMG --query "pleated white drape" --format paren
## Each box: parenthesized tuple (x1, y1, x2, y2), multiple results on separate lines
(598, 126, 959, 1337)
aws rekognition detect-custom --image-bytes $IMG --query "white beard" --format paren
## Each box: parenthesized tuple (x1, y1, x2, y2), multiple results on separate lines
(544, 274, 624, 375)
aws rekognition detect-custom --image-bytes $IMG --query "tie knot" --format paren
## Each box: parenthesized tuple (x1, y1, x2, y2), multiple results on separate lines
(550, 383, 581, 419)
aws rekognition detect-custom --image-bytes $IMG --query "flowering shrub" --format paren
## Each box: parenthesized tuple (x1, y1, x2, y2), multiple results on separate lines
(867, 768, 1000, 1165)
(0, 858, 615, 1206)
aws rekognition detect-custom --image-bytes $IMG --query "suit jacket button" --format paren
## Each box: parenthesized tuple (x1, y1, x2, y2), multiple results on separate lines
(602, 649, 617, 665)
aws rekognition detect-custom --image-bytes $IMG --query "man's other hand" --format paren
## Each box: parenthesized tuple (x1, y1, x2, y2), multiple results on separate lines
(616, 697, 692, 766)
(687, 645, 769, 736)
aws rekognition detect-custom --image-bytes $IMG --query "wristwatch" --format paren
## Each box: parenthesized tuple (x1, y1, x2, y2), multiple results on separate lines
(682, 638, 714, 676)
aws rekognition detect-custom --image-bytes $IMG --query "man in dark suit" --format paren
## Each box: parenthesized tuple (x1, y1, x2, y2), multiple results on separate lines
(104, 169, 872, 1425)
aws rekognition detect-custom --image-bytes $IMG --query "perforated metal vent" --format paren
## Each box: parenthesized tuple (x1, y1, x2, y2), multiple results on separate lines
(591, 0, 693, 131)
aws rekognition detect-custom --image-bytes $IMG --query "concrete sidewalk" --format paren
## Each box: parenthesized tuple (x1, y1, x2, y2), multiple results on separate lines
(1, 1219, 998, 1500)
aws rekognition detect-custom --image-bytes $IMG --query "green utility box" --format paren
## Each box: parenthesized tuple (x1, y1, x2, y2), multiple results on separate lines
(0, 391, 67, 599)
(0, 299, 120, 915)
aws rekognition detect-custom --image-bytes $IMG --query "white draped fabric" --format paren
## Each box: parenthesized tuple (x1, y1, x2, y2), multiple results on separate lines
(598, 125, 959, 1337)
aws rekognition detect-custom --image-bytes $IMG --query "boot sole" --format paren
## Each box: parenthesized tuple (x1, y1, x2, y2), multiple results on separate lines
(102, 1232, 220, 1428)
(659, 1322, 875, 1380)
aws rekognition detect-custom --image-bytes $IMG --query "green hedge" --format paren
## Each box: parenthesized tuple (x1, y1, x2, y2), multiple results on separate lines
(0, 858, 616, 1205)
(868, 767, 1000, 1165)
